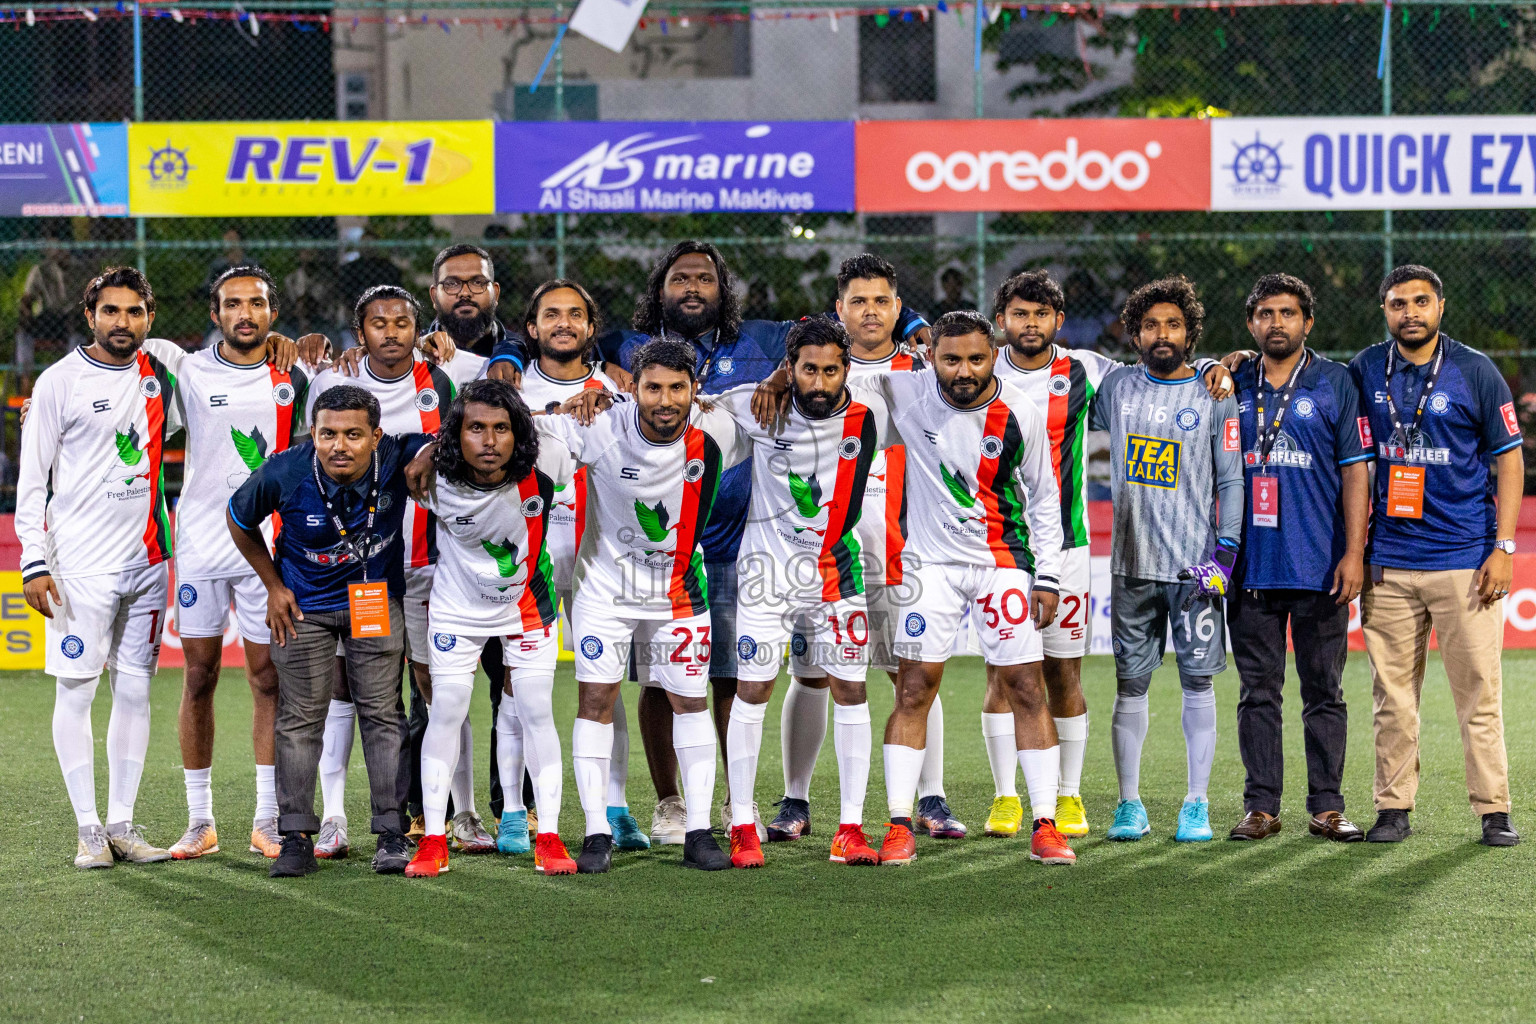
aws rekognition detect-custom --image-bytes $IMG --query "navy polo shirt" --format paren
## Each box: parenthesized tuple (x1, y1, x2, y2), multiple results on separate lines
(1350, 335, 1523, 571)
(1234, 351, 1373, 590)
(228, 433, 433, 613)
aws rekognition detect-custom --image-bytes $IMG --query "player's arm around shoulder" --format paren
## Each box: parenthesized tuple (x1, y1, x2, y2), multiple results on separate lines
(694, 386, 754, 468)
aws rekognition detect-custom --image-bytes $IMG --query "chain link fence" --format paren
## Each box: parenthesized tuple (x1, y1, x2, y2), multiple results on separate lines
(3, 1, 1536, 500)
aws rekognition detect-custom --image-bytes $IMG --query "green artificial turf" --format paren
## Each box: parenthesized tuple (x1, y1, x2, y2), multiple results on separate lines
(2, 652, 1533, 1023)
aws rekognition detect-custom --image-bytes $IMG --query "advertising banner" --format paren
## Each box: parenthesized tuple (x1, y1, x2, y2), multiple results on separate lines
(497, 120, 855, 213)
(0, 123, 128, 217)
(128, 121, 495, 216)
(1212, 116, 1536, 211)
(855, 118, 1211, 212)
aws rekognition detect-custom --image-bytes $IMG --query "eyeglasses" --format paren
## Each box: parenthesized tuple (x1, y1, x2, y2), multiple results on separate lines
(436, 277, 492, 296)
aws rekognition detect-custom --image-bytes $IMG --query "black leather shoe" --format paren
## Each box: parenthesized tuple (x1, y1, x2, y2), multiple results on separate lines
(270, 832, 319, 877)
(1482, 812, 1521, 847)
(1366, 809, 1412, 843)
(372, 830, 411, 873)
(577, 833, 615, 873)
(682, 828, 731, 870)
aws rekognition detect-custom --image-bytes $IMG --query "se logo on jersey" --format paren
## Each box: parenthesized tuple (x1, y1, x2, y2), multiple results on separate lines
(1125, 434, 1180, 489)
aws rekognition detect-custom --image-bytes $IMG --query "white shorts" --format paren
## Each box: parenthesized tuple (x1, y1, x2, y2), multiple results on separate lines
(45, 563, 169, 678)
(403, 565, 434, 664)
(1039, 546, 1092, 659)
(572, 592, 711, 698)
(428, 625, 558, 687)
(174, 573, 270, 646)
(735, 593, 869, 683)
(900, 563, 1043, 667)
(864, 583, 906, 674)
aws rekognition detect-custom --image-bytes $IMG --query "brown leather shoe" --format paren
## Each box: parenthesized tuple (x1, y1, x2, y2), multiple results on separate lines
(1309, 810, 1365, 842)
(1228, 810, 1281, 840)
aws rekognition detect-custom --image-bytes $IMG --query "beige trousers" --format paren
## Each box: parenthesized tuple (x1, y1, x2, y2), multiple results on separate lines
(1360, 567, 1510, 815)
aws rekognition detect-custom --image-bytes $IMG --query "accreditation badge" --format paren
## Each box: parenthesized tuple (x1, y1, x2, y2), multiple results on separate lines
(1386, 465, 1426, 519)
(349, 582, 391, 638)
(1252, 475, 1279, 528)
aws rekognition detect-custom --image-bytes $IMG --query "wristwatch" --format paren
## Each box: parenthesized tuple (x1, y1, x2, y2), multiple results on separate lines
(1495, 539, 1517, 554)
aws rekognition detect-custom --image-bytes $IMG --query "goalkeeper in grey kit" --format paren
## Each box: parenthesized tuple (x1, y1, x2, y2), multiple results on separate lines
(1088, 276, 1246, 845)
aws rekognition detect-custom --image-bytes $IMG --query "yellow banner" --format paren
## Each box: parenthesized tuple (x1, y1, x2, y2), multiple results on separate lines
(128, 121, 494, 216)
(0, 572, 46, 670)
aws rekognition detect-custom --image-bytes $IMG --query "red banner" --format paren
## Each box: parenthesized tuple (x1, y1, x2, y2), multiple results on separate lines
(855, 118, 1211, 213)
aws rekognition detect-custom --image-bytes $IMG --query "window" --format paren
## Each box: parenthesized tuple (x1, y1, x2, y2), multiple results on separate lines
(859, 15, 937, 103)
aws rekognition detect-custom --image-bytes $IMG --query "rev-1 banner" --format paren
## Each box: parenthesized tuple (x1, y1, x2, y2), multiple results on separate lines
(1212, 116, 1536, 211)
(496, 120, 855, 213)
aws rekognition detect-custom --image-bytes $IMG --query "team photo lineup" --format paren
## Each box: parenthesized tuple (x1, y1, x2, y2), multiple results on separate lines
(19, 236, 1526, 882)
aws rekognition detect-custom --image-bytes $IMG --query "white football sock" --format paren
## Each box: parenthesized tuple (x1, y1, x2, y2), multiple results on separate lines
(253, 763, 277, 822)
(780, 680, 828, 802)
(883, 744, 925, 820)
(1019, 745, 1062, 822)
(494, 695, 525, 814)
(572, 717, 613, 836)
(1181, 687, 1217, 802)
(104, 667, 152, 825)
(607, 690, 631, 809)
(514, 674, 561, 835)
(449, 716, 476, 817)
(1054, 713, 1089, 798)
(420, 681, 471, 836)
(184, 767, 213, 825)
(53, 675, 101, 828)
(832, 702, 871, 826)
(1112, 693, 1150, 803)
(673, 710, 717, 833)
(319, 699, 355, 822)
(726, 699, 768, 827)
(982, 712, 1018, 798)
(916, 694, 945, 799)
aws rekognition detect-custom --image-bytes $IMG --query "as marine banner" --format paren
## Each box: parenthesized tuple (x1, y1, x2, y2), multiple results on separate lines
(127, 121, 495, 216)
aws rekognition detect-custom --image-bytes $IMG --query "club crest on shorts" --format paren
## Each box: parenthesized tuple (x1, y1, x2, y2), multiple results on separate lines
(838, 436, 862, 460)
(1292, 395, 1316, 419)
(790, 632, 808, 656)
(1112, 636, 1125, 657)
(521, 494, 545, 517)
(178, 584, 197, 607)
(1176, 408, 1201, 431)
(737, 635, 758, 661)
(904, 612, 926, 637)
(415, 389, 439, 412)
(272, 382, 296, 407)
(61, 635, 85, 659)
(139, 376, 162, 399)
(683, 458, 706, 483)
(580, 636, 603, 659)
(980, 435, 1004, 460)
(432, 633, 456, 652)
(1048, 374, 1071, 396)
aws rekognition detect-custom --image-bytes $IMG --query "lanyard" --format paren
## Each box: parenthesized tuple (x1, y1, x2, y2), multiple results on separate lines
(1383, 340, 1445, 453)
(312, 450, 380, 582)
(1254, 350, 1311, 472)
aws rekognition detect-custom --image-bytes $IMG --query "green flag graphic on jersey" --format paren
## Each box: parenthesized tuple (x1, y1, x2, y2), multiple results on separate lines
(478, 538, 528, 592)
(787, 470, 831, 535)
(231, 425, 269, 472)
(939, 462, 985, 524)
(108, 427, 150, 485)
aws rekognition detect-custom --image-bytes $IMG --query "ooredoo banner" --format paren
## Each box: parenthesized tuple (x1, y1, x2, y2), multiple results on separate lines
(1212, 116, 1536, 211)
(855, 118, 1211, 212)
(496, 121, 855, 213)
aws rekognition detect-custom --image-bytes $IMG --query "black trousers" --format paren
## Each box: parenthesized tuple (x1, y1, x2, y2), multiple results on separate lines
(1227, 586, 1350, 817)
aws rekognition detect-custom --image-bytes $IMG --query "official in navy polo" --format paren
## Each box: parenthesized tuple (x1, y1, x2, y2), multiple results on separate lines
(1351, 265, 1523, 847)
(1226, 274, 1372, 844)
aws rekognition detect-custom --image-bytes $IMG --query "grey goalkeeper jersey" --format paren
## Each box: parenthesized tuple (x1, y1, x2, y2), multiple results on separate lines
(1089, 364, 1245, 582)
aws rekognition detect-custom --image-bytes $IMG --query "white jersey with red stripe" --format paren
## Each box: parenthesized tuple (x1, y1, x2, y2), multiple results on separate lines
(992, 344, 1116, 550)
(518, 360, 619, 592)
(536, 403, 748, 621)
(851, 368, 1063, 586)
(16, 339, 182, 582)
(708, 384, 897, 603)
(173, 345, 311, 580)
(307, 354, 457, 569)
(845, 347, 922, 585)
(436, 350, 488, 391)
(419, 441, 574, 637)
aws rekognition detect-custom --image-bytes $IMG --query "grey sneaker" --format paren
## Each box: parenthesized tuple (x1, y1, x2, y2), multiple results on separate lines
(315, 817, 349, 859)
(106, 823, 172, 863)
(652, 795, 687, 846)
(74, 825, 114, 870)
(449, 810, 497, 854)
(718, 799, 767, 841)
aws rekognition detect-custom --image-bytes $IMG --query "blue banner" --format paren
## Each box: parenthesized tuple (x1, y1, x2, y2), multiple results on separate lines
(0, 123, 129, 217)
(496, 120, 855, 214)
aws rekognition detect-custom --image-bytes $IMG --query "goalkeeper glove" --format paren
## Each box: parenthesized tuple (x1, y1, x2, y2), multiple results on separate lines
(1178, 540, 1238, 608)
